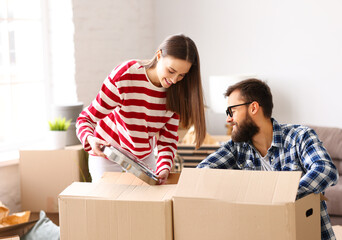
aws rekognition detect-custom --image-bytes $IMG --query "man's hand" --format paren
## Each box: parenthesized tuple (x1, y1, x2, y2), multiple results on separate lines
(157, 169, 170, 185)
(87, 135, 110, 158)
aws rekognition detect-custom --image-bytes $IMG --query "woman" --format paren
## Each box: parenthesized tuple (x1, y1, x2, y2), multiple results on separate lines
(76, 34, 206, 184)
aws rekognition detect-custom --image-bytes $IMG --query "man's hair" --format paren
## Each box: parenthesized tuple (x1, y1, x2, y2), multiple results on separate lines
(225, 78, 273, 118)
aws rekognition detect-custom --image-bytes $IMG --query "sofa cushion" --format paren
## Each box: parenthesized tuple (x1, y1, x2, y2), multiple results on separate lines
(308, 125, 342, 159)
(332, 159, 342, 177)
(325, 180, 342, 215)
(308, 125, 342, 173)
(307, 125, 342, 217)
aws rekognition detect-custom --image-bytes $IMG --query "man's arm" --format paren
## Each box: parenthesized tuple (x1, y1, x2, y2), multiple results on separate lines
(297, 128, 339, 198)
(197, 141, 238, 169)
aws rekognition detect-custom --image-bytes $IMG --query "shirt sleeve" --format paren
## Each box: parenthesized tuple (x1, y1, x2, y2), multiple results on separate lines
(155, 113, 179, 175)
(197, 141, 239, 169)
(76, 71, 123, 151)
(296, 128, 339, 199)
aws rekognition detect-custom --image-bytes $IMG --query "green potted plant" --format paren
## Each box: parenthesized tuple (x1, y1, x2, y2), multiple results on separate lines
(48, 117, 72, 149)
(48, 117, 72, 131)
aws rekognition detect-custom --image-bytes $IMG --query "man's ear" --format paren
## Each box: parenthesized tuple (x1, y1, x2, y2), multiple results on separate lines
(250, 101, 260, 115)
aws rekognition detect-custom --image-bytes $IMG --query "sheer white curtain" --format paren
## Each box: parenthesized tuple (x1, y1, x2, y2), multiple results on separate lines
(0, 0, 48, 152)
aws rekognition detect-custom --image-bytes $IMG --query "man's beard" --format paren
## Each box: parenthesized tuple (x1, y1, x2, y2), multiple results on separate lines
(231, 112, 259, 142)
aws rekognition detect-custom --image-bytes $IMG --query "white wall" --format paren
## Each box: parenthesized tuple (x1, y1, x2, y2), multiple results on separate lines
(72, 0, 342, 135)
(72, 0, 156, 106)
(155, 0, 342, 135)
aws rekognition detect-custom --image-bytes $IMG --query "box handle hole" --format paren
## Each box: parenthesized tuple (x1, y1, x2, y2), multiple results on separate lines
(306, 208, 313, 217)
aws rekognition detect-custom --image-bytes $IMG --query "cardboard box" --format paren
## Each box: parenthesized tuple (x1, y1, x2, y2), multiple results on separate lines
(173, 168, 321, 240)
(333, 225, 342, 240)
(59, 172, 179, 240)
(19, 145, 90, 213)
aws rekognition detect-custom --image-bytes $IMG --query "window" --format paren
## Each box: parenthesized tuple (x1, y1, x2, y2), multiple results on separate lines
(0, 0, 48, 151)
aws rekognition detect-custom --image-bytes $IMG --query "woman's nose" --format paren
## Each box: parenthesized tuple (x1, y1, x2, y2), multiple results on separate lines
(170, 76, 178, 84)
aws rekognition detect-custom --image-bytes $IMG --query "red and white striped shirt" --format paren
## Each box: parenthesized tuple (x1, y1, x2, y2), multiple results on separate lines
(76, 60, 179, 174)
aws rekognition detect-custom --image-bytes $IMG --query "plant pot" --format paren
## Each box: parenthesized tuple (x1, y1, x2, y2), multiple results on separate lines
(48, 131, 67, 149)
(51, 102, 83, 146)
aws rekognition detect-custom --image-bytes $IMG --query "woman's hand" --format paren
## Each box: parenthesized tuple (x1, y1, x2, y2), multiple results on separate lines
(157, 169, 170, 185)
(87, 135, 110, 158)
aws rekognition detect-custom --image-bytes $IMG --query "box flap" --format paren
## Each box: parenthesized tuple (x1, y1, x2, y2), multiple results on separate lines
(174, 168, 301, 204)
(59, 182, 131, 199)
(99, 172, 149, 185)
(99, 172, 180, 185)
(59, 180, 176, 202)
(117, 185, 176, 201)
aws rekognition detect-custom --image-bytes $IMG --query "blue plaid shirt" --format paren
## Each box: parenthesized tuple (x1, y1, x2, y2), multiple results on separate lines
(197, 118, 339, 240)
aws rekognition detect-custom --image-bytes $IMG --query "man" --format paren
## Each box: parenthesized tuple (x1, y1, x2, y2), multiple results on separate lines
(197, 79, 338, 240)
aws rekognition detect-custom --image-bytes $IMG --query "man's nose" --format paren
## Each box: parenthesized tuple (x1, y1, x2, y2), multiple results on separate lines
(226, 114, 233, 123)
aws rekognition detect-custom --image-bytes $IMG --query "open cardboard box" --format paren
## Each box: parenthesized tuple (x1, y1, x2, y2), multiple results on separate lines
(173, 168, 321, 240)
(58, 169, 321, 240)
(59, 172, 179, 240)
(333, 225, 342, 240)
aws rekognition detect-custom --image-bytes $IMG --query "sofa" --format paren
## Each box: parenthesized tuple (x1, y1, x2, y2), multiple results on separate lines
(309, 125, 342, 225)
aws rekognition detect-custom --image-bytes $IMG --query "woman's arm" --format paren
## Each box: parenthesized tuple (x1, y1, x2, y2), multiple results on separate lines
(155, 113, 179, 182)
(76, 66, 124, 152)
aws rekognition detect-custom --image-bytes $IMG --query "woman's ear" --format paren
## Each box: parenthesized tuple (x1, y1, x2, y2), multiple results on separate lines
(156, 49, 162, 61)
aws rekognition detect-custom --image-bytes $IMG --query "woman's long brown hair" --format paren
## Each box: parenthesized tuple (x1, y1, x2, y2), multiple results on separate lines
(143, 34, 206, 148)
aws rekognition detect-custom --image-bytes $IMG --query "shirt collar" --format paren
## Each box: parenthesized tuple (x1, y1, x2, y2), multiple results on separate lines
(236, 118, 283, 150)
(271, 118, 283, 149)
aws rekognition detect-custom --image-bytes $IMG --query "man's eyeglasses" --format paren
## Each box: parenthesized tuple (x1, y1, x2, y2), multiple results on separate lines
(226, 102, 253, 117)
